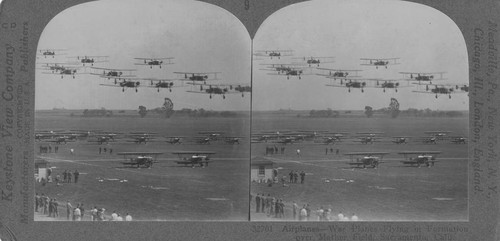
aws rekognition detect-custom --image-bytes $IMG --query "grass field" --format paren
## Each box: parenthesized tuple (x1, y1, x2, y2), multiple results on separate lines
(35, 111, 250, 221)
(35, 110, 468, 221)
(250, 113, 468, 221)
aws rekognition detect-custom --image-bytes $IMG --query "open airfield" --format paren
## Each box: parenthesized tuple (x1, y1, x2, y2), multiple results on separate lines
(251, 112, 468, 221)
(35, 110, 250, 221)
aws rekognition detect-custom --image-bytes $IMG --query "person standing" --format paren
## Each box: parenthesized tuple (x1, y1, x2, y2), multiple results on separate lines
(67, 171, 72, 183)
(296, 149, 301, 156)
(35, 193, 40, 212)
(91, 207, 98, 221)
(111, 211, 118, 221)
(293, 171, 298, 183)
(66, 201, 72, 220)
(73, 205, 81, 221)
(79, 203, 85, 219)
(299, 205, 307, 221)
(300, 171, 306, 184)
(99, 147, 102, 154)
(292, 202, 299, 220)
(63, 170, 67, 183)
(125, 213, 132, 221)
(288, 171, 293, 183)
(255, 194, 261, 213)
(74, 170, 80, 183)
(53, 198, 59, 217)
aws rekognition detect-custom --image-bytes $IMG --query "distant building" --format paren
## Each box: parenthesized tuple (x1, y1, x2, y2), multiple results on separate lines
(251, 157, 274, 182)
(35, 158, 50, 182)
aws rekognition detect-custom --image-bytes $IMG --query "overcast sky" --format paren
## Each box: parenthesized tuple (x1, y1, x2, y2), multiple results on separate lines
(36, 0, 468, 111)
(36, 0, 251, 110)
(252, 0, 469, 111)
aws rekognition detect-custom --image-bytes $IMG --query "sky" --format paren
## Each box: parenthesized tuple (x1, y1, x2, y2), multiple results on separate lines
(35, 0, 469, 111)
(252, 0, 469, 111)
(35, 0, 251, 110)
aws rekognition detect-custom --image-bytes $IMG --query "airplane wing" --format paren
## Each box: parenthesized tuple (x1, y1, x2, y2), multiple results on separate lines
(397, 151, 441, 155)
(117, 152, 163, 156)
(90, 66, 136, 71)
(171, 151, 216, 155)
(344, 152, 390, 156)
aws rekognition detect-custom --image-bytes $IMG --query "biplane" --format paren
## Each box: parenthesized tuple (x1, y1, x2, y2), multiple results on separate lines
(69, 55, 109, 66)
(142, 77, 181, 92)
(292, 56, 335, 67)
(100, 79, 141, 92)
(186, 84, 237, 99)
(125, 133, 157, 144)
(223, 137, 243, 144)
(391, 136, 411, 144)
(164, 137, 184, 144)
(90, 67, 136, 81)
(41, 65, 82, 79)
(117, 152, 163, 168)
(38, 63, 68, 73)
(38, 49, 67, 58)
(198, 131, 224, 140)
(413, 84, 469, 99)
(174, 72, 220, 84)
(259, 63, 293, 74)
(254, 49, 293, 59)
(371, 79, 410, 92)
(398, 151, 441, 167)
(134, 57, 174, 68)
(326, 79, 368, 92)
(360, 58, 400, 69)
(424, 131, 451, 138)
(345, 152, 389, 168)
(399, 71, 446, 85)
(267, 66, 311, 79)
(172, 151, 216, 167)
(450, 136, 467, 144)
(353, 132, 384, 144)
(316, 68, 362, 81)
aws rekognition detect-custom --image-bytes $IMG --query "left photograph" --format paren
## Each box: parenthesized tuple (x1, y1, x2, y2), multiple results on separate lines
(34, 0, 251, 221)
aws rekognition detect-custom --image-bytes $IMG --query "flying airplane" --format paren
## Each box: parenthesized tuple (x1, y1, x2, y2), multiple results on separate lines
(142, 77, 182, 92)
(254, 49, 294, 59)
(38, 49, 67, 58)
(398, 151, 441, 167)
(134, 57, 174, 69)
(69, 55, 109, 66)
(186, 84, 240, 99)
(360, 58, 400, 69)
(267, 66, 311, 79)
(371, 79, 410, 92)
(316, 68, 362, 81)
(344, 152, 389, 168)
(42, 66, 82, 79)
(117, 152, 163, 168)
(399, 71, 446, 85)
(174, 72, 220, 84)
(413, 84, 469, 99)
(38, 63, 69, 73)
(172, 151, 216, 167)
(259, 63, 293, 74)
(292, 56, 335, 67)
(100, 79, 141, 92)
(90, 67, 136, 81)
(326, 79, 368, 92)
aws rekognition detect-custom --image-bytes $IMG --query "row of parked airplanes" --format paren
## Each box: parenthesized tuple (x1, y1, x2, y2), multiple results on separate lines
(36, 129, 467, 146)
(37, 49, 251, 99)
(35, 130, 244, 145)
(251, 130, 467, 145)
(254, 49, 469, 99)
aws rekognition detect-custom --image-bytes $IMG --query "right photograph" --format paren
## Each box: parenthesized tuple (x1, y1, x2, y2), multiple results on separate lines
(250, 0, 468, 221)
